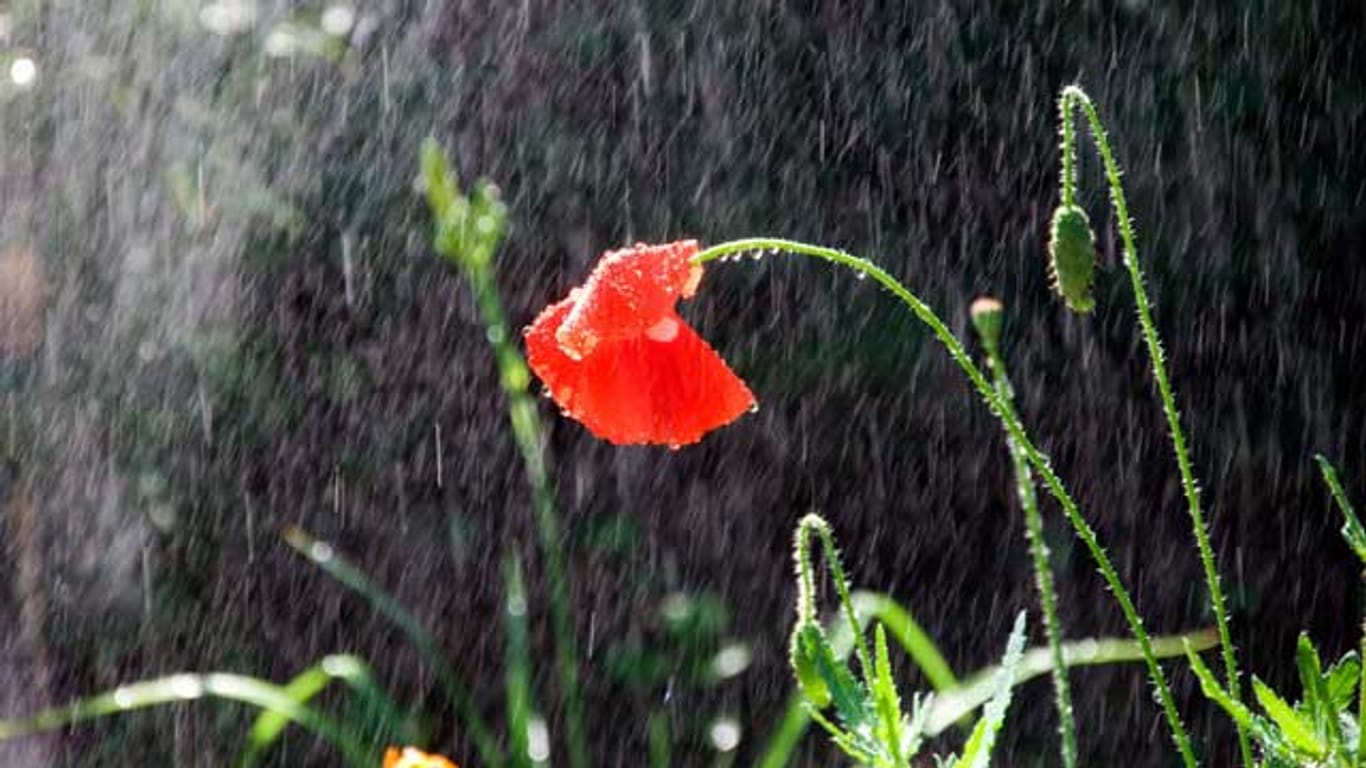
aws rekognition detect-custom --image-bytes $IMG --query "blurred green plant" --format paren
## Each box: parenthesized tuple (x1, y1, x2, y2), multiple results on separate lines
(0, 654, 400, 767)
(419, 137, 589, 768)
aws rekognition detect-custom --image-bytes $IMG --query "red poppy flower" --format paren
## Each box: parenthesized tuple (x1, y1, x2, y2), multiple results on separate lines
(524, 240, 755, 446)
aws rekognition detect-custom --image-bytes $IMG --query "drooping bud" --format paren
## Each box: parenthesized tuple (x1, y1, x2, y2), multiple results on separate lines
(969, 296, 1004, 352)
(1047, 204, 1097, 313)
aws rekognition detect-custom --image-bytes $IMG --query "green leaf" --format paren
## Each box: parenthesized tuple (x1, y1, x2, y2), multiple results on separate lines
(1315, 455, 1366, 564)
(237, 655, 407, 768)
(799, 623, 872, 732)
(851, 592, 958, 693)
(871, 623, 906, 766)
(1325, 652, 1360, 711)
(902, 693, 931, 759)
(1254, 676, 1328, 759)
(1186, 643, 1256, 731)
(927, 627, 1217, 736)
(790, 622, 833, 708)
(419, 137, 458, 219)
(1296, 633, 1344, 752)
(957, 611, 1027, 768)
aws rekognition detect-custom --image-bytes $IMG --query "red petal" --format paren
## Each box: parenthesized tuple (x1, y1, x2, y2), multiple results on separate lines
(526, 300, 754, 446)
(556, 240, 703, 359)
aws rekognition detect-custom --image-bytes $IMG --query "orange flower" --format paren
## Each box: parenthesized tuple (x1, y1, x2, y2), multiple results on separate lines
(383, 746, 459, 768)
(524, 240, 755, 446)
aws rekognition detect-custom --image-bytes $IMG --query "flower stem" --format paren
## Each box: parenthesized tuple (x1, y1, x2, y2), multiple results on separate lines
(794, 513, 874, 682)
(466, 264, 591, 768)
(420, 138, 590, 768)
(1058, 85, 1252, 768)
(977, 324, 1077, 768)
(697, 237, 1198, 767)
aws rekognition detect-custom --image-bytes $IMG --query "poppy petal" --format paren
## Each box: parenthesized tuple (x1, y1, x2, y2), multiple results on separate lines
(526, 301, 754, 446)
(556, 240, 703, 359)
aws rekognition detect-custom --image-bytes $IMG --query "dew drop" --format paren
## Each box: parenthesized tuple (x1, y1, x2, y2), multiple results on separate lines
(310, 542, 334, 563)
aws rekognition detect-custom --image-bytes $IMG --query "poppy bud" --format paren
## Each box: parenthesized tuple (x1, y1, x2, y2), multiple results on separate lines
(969, 296, 1004, 352)
(1048, 204, 1097, 313)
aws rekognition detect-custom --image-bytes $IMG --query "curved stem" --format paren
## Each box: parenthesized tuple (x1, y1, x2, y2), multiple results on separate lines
(980, 332, 1077, 768)
(697, 237, 1197, 767)
(0, 671, 373, 767)
(795, 513, 875, 684)
(1058, 92, 1078, 208)
(1060, 85, 1251, 768)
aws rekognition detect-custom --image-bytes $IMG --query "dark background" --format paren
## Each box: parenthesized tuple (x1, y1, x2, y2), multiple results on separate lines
(2, 1, 1365, 765)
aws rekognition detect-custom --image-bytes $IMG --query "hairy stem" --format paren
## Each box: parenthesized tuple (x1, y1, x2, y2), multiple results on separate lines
(697, 237, 1197, 767)
(979, 329, 1077, 768)
(795, 513, 875, 683)
(1059, 85, 1250, 768)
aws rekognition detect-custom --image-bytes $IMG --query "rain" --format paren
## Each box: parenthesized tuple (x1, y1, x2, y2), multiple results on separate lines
(1, 1, 1364, 766)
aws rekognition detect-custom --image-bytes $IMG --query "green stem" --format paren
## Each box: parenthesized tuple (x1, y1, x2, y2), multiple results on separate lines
(794, 513, 875, 684)
(1316, 456, 1366, 765)
(504, 551, 535, 768)
(1059, 94, 1078, 208)
(282, 527, 505, 766)
(421, 139, 589, 767)
(1059, 85, 1251, 768)
(980, 331, 1077, 768)
(697, 237, 1197, 767)
(466, 264, 591, 768)
(0, 670, 372, 767)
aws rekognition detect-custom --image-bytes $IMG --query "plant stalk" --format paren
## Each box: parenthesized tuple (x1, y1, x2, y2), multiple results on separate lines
(1059, 85, 1251, 768)
(697, 237, 1198, 767)
(979, 329, 1077, 768)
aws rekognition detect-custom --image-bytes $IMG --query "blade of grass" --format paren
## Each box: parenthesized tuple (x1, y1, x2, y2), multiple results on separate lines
(237, 654, 407, 768)
(957, 611, 1027, 768)
(648, 711, 671, 768)
(505, 551, 535, 768)
(927, 628, 1218, 736)
(0, 670, 371, 766)
(282, 525, 505, 766)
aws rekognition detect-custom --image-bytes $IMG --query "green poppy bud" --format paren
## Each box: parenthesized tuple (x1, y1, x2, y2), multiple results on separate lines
(969, 296, 1004, 352)
(1048, 204, 1097, 313)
